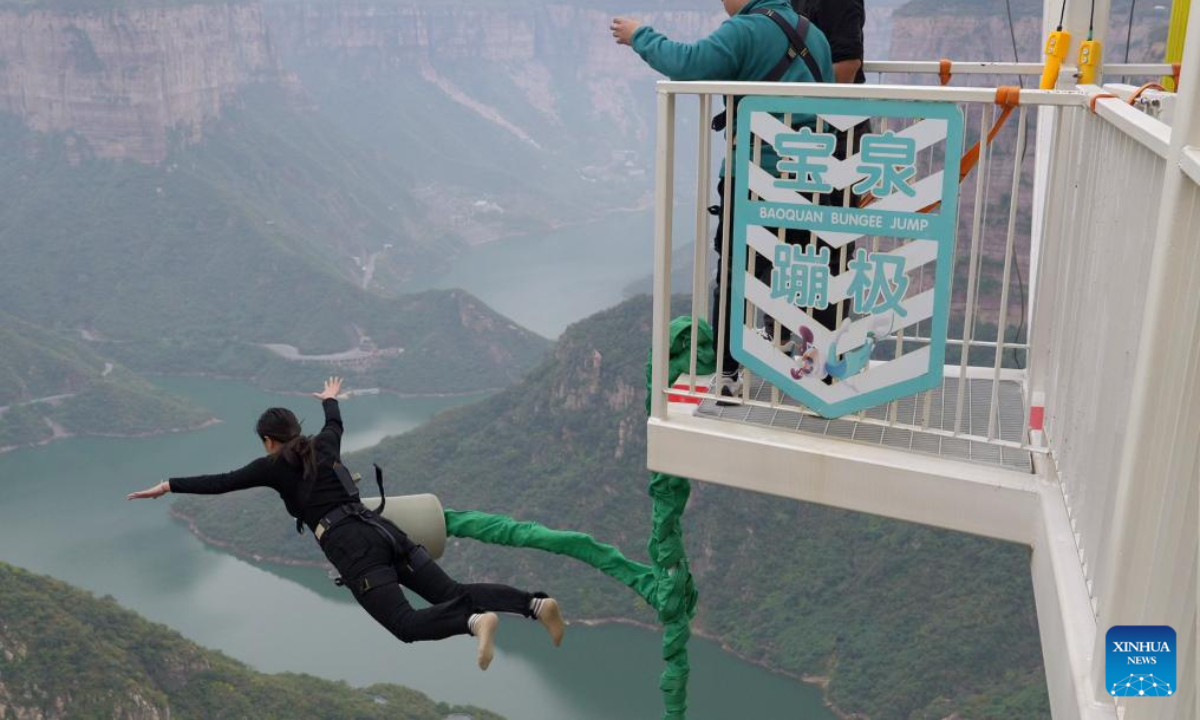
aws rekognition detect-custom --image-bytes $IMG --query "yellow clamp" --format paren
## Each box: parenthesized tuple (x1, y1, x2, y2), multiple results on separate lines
(1040, 30, 1071, 89)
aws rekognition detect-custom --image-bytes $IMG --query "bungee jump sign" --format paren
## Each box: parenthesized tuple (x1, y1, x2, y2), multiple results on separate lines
(730, 97, 965, 419)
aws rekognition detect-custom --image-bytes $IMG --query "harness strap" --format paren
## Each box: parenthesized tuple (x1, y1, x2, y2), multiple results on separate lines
(294, 460, 362, 535)
(372, 463, 386, 514)
(314, 502, 361, 542)
(333, 461, 360, 498)
(711, 10, 821, 133)
(315, 502, 413, 567)
(754, 10, 823, 84)
(336, 565, 398, 595)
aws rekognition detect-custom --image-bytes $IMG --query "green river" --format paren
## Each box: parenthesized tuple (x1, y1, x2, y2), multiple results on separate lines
(0, 214, 836, 718)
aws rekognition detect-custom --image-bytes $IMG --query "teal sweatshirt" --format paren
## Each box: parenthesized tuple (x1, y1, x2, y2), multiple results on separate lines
(631, 0, 834, 174)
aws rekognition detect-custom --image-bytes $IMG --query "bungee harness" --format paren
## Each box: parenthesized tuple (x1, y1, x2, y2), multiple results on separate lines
(303, 460, 422, 595)
(711, 9, 824, 132)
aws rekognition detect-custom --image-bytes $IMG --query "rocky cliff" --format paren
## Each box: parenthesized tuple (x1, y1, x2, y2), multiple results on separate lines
(0, 1, 727, 164)
(0, 0, 1168, 166)
(889, 0, 1168, 68)
(0, 4, 278, 162)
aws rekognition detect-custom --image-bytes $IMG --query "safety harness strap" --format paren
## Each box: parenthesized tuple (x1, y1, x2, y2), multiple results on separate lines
(334, 565, 398, 595)
(755, 10, 822, 85)
(332, 461, 360, 498)
(711, 10, 821, 132)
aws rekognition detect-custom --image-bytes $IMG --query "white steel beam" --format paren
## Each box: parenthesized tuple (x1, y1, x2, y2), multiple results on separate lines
(650, 90, 676, 422)
(647, 409, 1041, 545)
(1033, 463, 1120, 720)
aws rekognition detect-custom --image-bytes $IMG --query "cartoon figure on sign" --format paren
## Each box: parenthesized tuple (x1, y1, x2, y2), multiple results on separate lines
(824, 315, 893, 384)
(782, 316, 890, 384)
(782, 326, 821, 380)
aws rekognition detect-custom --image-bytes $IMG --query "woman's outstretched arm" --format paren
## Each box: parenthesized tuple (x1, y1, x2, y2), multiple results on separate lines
(127, 458, 273, 500)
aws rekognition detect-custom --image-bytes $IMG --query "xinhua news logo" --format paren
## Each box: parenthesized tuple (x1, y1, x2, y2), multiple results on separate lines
(1106, 626, 1176, 697)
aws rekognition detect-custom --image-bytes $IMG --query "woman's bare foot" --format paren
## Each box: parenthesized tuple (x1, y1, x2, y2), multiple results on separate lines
(473, 613, 499, 670)
(537, 598, 565, 647)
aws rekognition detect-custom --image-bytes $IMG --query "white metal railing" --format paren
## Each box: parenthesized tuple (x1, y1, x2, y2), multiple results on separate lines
(650, 82, 1080, 465)
(863, 60, 1174, 80)
(1181, 144, 1200, 186)
(1028, 90, 1173, 611)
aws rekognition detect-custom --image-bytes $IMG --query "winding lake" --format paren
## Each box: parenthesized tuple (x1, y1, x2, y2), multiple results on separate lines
(0, 375, 834, 719)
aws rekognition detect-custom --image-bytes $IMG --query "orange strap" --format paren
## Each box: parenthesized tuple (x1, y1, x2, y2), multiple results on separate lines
(1128, 82, 1166, 105)
(1089, 92, 1118, 113)
(938, 59, 953, 87)
(858, 87, 1020, 211)
(1172, 63, 1181, 91)
(960, 86, 1022, 185)
(884, 86, 1021, 214)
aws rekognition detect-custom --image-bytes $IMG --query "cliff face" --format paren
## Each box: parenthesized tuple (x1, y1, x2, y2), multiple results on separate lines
(0, 0, 1169, 166)
(0, 4, 278, 162)
(889, 0, 1168, 68)
(0, 1, 726, 164)
(889, 13, 1043, 63)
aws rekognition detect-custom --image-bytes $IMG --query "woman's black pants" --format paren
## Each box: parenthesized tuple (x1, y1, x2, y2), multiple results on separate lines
(322, 514, 540, 643)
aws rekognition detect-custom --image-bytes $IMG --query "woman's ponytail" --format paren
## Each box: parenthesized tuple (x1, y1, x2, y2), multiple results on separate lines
(255, 407, 318, 483)
(279, 435, 318, 484)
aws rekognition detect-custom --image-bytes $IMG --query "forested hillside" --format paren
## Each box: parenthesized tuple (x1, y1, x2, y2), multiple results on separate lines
(0, 562, 504, 719)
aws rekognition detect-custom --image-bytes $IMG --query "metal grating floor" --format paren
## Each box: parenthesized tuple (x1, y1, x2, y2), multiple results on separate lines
(694, 376, 1033, 472)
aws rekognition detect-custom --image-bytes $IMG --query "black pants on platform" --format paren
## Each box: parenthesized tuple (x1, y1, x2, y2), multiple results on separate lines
(322, 516, 538, 643)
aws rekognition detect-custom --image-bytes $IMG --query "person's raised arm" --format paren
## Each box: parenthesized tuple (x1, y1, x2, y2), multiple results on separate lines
(313, 375, 344, 452)
(612, 16, 744, 81)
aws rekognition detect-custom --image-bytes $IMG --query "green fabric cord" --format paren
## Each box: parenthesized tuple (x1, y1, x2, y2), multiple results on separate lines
(443, 510, 657, 604)
(447, 317, 714, 720)
(645, 315, 716, 414)
(646, 316, 714, 719)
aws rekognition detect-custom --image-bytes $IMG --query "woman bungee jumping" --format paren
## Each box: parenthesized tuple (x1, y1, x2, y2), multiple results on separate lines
(127, 376, 564, 670)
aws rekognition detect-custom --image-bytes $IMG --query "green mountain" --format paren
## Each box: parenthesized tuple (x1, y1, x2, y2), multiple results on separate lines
(0, 313, 211, 449)
(0, 105, 550, 396)
(0, 561, 503, 720)
(172, 295, 1050, 720)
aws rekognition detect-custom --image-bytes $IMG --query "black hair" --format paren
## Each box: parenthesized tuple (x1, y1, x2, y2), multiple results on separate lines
(255, 407, 318, 484)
